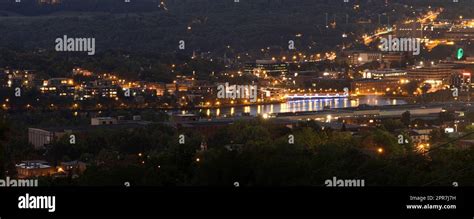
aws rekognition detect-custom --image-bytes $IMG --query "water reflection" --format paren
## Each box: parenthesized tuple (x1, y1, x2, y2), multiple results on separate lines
(196, 96, 406, 117)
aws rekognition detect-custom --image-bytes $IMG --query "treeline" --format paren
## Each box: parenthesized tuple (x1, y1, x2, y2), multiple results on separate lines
(0, 0, 396, 15)
(0, 0, 416, 55)
(4, 118, 468, 186)
(0, 49, 224, 81)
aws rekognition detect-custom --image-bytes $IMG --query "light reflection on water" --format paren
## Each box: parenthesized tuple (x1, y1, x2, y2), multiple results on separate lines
(194, 96, 406, 117)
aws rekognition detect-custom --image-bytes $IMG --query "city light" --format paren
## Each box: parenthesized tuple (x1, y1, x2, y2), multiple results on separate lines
(377, 148, 384, 154)
(1, 1, 473, 196)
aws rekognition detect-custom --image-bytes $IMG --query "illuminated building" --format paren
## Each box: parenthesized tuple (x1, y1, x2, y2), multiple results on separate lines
(363, 69, 407, 80)
(409, 129, 432, 145)
(381, 53, 405, 65)
(144, 82, 166, 96)
(1, 69, 36, 88)
(407, 67, 460, 84)
(177, 84, 190, 92)
(72, 68, 93, 77)
(395, 22, 423, 38)
(16, 161, 56, 178)
(351, 79, 402, 95)
(450, 72, 472, 91)
(58, 161, 87, 176)
(445, 27, 474, 41)
(245, 60, 289, 78)
(347, 52, 382, 65)
(174, 75, 196, 92)
(320, 71, 341, 79)
(166, 83, 177, 94)
(40, 78, 75, 97)
(77, 79, 118, 100)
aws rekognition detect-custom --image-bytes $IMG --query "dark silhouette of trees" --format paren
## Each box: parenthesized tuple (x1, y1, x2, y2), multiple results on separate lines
(401, 111, 411, 127)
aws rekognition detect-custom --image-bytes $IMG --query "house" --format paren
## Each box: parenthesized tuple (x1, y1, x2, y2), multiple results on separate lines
(28, 128, 68, 150)
(409, 129, 432, 144)
(16, 161, 56, 178)
(58, 161, 87, 176)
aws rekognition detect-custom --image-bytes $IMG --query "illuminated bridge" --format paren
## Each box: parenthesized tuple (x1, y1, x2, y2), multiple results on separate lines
(285, 93, 349, 100)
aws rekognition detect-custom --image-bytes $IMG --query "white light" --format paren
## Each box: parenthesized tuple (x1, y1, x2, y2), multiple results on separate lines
(444, 128, 454, 133)
(326, 115, 332, 123)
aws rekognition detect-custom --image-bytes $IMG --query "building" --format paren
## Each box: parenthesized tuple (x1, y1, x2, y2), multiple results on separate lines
(76, 79, 119, 100)
(40, 78, 75, 97)
(450, 72, 471, 91)
(191, 80, 216, 96)
(165, 83, 177, 94)
(143, 82, 166, 96)
(245, 60, 289, 78)
(16, 161, 56, 178)
(1, 69, 36, 88)
(347, 52, 382, 65)
(28, 128, 67, 150)
(58, 161, 87, 176)
(396, 22, 423, 38)
(72, 68, 93, 77)
(175, 75, 196, 92)
(407, 66, 460, 85)
(30, 118, 152, 149)
(363, 69, 407, 80)
(351, 79, 402, 96)
(382, 53, 405, 65)
(91, 117, 118, 126)
(445, 27, 474, 41)
(409, 129, 432, 145)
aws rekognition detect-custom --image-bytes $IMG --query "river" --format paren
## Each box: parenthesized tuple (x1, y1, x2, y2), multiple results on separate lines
(191, 96, 407, 117)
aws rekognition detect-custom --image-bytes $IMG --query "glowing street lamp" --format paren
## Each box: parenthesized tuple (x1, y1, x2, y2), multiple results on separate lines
(377, 147, 384, 154)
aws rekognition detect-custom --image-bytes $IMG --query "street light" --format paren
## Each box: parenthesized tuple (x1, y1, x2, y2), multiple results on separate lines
(377, 147, 384, 154)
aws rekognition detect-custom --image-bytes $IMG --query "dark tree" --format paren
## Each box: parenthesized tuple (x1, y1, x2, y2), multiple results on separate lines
(439, 111, 455, 123)
(0, 120, 9, 178)
(401, 111, 411, 127)
(405, 81, 420, 96)
(0, 144, 4, 179)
